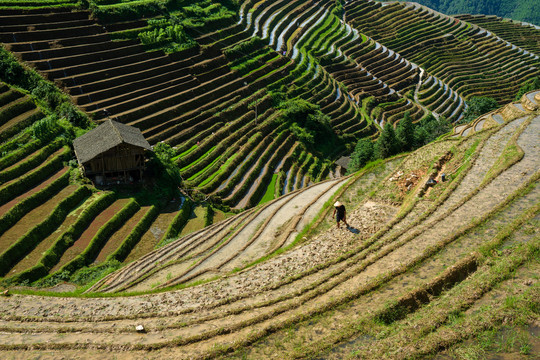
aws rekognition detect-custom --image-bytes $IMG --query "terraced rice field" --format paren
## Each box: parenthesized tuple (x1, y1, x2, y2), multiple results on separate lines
(0, 0, 537, 211)
(0, 0, 539, 358)
(0, 104, 538, 359)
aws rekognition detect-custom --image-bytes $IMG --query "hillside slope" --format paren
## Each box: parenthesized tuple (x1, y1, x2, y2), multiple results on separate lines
(0, 0, 538, 211)
(0, 92, 538, 359)
(0, 0, 539, 335)
(399, 0, 540, 26)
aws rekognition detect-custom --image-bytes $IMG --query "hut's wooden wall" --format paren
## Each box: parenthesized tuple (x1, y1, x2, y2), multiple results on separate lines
(84, 144, 146, 175)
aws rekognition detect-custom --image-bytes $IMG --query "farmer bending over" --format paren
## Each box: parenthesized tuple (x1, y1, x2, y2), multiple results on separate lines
(333, 201, 349, 229)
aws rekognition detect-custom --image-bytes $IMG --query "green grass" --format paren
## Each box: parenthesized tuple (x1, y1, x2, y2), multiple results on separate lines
(179, 145, 216, 173)
(258, 173, 278, 205)
(172, 143, 197, 161)
(186, 153, 223, 182)
(198, 154, 237, 187)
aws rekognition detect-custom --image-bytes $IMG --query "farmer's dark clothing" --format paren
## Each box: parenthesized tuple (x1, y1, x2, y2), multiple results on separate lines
(335, 205, 346, 221)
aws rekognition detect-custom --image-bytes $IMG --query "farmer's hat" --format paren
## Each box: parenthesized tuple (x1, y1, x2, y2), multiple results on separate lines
(334, 201, 342, 207)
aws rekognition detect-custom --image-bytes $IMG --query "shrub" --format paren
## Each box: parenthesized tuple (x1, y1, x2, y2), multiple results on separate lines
(70, 260, 122, 286)
(277, 99, 336, 154)
(31, 81, 63, 110)
(148, 142, 182, 192)
(348, 138, 375, 174)
(457, 96, 499, 125)
(414, 115, 452, 146)
(0, 47, 41, 90)
(56, 102, 90, 128)
(31, 115, 62, 141)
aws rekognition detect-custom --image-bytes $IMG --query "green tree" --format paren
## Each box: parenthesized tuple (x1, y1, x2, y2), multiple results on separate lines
(375, 122, 399, 159)
(348, 138, 374, 173)
(414, 114, 452, 146)
(458, 96, 499, 124)
(395, 111, 415, 151)
(278, 99, 336, 154)
(152, 142, 182, 186)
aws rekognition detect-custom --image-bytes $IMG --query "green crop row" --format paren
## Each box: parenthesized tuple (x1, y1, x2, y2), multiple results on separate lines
(247, 135, 294, 208)
(231, 51, 277, 76)
(91, 0, 178, 23)
(0, 128, 30, 157)
(9, 192, 116, 285)
(53, 198, 140, 276)
(0, 146, 70, 206)
(107, 204, 160, 262)
(181, 112, 255, 180)
(198, 133, 263, 193)
(160, 198, 193, 243)
(0, 109, 44, 144)
(223, 36, 266, 59)
(0, 186, 91, 278)
(225, 129, 289, 207)
(0, 167, 69, 237)
(0, 89, 23, 108)
(0, 139, 63, 184)
(275, 170, 286, 198)
(0, 136, 39, 171)
(0, 0, 75, 5)
(214, 127, 277, 198)
(0, 98, 35, 127)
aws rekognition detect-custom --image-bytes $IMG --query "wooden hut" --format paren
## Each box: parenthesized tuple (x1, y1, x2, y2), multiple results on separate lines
(73, 120, 152, 185)
(335, 156, 351, 177)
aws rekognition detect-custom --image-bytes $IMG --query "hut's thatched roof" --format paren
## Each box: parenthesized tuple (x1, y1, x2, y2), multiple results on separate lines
(73, 120, 151, 164)
(335, 156, 351, 169)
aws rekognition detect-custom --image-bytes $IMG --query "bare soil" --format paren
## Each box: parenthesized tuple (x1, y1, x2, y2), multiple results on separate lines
(8, 192, 94, 276)
(122, 200, 182, 264)
(0, 185, 77, 255)
(0, 167, 68, 217)
(50, 199, 129, 273)
(95, 206, 150, 263)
